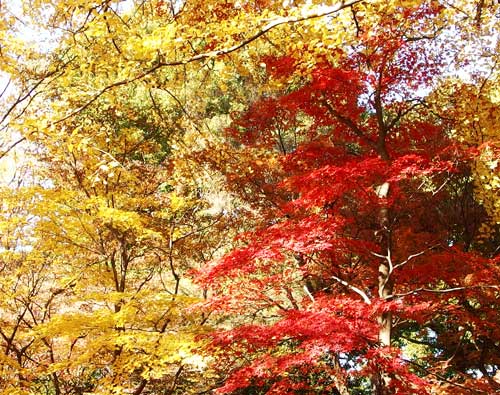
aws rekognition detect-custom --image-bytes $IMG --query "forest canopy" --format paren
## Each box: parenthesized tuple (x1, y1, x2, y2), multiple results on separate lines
(0, 0, 499, 394)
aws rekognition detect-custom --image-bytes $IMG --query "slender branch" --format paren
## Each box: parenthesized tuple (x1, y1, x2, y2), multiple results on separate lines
(331, 275, 371, 304)
(323, 100, 377, 148)
(0, 77, 11, 97)
(169, 366, 184, 394)
(132, 378, 148, 395)
(153, 86, 205, 136)
(431, 176, 451, 196)
(350, 5, 361, 37)
(391, 285, 499, 299)
(385, 100, 422, 132)
(399, 335, 436, 347)
(392, 244, 441, 270)
(162, 0, 363, 64)
(303, 285, 315, 303)
(370, 251, 386, 259)
(0, 58, 71, 128)
(386, 245, 394, 273)
(103, 12, 123, 56)
(0, 137, 26, 161)
(92, 146, 126, 170)
(404, 26, 445, 42)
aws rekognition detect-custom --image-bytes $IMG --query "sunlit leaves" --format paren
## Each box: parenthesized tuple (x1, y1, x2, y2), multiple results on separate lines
(1, 0, 500, 394)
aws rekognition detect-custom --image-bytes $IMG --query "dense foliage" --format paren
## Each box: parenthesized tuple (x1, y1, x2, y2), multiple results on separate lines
(0, 0, 499, 394)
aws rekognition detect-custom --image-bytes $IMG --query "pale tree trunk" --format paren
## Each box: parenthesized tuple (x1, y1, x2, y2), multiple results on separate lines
(375, 181, 392, 348)
(371, 179, 393, 395)
(332, 356, 350, 395)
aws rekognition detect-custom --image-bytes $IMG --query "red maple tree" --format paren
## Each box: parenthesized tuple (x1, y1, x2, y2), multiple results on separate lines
(198, 4, 500, 394)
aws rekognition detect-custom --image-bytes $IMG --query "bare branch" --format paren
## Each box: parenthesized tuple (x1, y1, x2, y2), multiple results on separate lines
(331, 275, 371, 304)
(393, 244, 441, 270)
(0, 137, 26, 161)
(303, 285, 315, 303)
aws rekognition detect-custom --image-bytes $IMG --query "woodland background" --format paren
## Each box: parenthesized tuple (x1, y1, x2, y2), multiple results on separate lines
(0, 0, 500, 394)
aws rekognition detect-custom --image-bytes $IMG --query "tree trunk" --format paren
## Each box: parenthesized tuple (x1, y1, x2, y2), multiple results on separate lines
(376, 181, 392, 347)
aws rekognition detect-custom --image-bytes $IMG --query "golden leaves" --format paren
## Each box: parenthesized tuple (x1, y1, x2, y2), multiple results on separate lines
(30, 289, 206, 393)
(431, 79, 500, 229)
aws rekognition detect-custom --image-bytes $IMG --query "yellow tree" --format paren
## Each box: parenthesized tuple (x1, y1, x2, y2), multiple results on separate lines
(1, 48, 237, 395)
(19, 83, 235, 393)
(428, 1, 500, 251)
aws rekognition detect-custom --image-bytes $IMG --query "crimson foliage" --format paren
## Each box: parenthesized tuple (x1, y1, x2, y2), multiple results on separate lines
(198, 5, 500, 394)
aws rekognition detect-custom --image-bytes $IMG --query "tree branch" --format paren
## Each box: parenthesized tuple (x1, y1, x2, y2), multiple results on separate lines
(403, 358, 489, 394)
(391, 285, 499, 299)
(323, 100, 377, 148)
(331, 275, 371, 304)
(392, 244, 441, 270)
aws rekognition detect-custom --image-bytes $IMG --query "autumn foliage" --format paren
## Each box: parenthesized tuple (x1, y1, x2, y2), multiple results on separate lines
(197, 3, 500, 394)
(0, 0, 499, 394)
